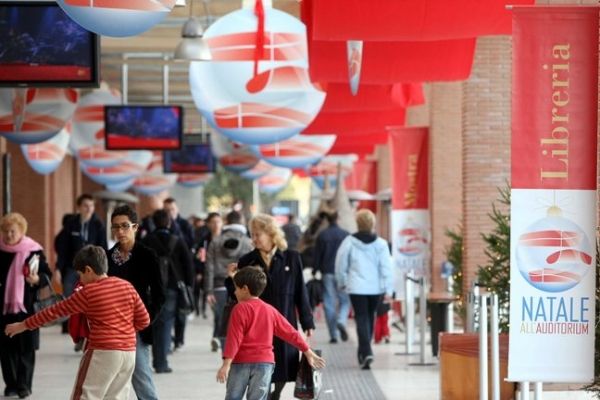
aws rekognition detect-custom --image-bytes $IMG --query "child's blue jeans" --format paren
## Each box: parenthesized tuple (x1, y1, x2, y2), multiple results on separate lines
(225, 362, 275, 400)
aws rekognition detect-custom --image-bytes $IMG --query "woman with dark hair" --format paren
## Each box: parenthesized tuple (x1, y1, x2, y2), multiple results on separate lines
(0, 212, 51, 399)
(106, 205, 164, 400)
(228, 213, 315, 400)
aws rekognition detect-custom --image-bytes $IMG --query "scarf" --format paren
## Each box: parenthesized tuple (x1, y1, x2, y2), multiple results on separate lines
(0, 236, 43, 315)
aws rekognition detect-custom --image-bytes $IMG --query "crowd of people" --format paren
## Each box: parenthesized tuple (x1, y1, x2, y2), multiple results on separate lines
(0, 194, 394, 400)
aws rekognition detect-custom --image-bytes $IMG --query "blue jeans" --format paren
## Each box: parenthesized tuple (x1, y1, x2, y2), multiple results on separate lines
(212, 289, 228, 346)
(322, 273, 350, 340)
(152, 288, 177, 371)
(132, 334, 159, 400)
(349, 294, 381, 362)
(225, 363, 274, 400)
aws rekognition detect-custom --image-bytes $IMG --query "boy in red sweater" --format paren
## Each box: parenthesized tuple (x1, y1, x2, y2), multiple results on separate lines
(216, 266, 325, 400)
(5, 245, 150, 400)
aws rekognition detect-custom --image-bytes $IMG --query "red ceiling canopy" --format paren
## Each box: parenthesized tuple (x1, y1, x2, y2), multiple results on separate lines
(303, 0, 535, 41)
(309, 39, 476, 84)
(304, 109, 406, 134)
(320, 83, 424, 112)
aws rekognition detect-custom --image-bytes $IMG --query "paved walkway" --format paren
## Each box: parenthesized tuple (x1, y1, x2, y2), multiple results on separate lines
(0, 310, 440, 400)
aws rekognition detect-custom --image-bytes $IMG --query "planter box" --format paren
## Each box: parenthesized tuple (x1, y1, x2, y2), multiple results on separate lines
(439, 333, 515, 400)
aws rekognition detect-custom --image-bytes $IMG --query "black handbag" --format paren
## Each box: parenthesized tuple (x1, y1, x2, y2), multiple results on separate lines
(294, 350, 323, 399)
(33, 274, 68, 327)
(176, 280, 195, 315)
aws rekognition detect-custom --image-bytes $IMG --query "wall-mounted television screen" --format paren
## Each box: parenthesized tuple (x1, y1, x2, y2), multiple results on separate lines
(164, 135, 216, 173)
(0, 1, 99, 87)
(105, 105, 183, 150)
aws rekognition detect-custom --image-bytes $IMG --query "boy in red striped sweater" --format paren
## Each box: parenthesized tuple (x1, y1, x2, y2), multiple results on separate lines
(216, 267, 325, 400)
(4, 245, 149, 400)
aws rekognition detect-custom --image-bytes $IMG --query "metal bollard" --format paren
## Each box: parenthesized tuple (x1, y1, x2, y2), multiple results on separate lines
(521, 382, 530, 400)
(534, 382, 542, 400)
(479, 294, 489, 400)
(490, 294, 500, 400)
(476, 291, 501, 400)
(404, 273, 416, 355)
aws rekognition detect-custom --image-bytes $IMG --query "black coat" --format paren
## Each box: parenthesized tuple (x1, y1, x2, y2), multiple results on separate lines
(55, 213, 107, 273)
(230, 248, 315, 382)
(0, 249, 51, 327)
(106, 242, 165, 344)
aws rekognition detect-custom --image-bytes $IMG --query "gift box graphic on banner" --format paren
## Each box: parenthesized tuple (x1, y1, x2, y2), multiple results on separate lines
(0, 88, 78, 144)
(57, 0, 176, 37)
(190, 2, 325, 145)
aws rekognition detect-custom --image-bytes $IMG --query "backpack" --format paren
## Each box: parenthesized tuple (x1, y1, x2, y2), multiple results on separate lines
(156, 235, 178, 288)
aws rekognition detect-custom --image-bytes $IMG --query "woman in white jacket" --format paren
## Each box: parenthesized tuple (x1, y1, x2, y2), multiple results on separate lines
(335, 209, 393, 370)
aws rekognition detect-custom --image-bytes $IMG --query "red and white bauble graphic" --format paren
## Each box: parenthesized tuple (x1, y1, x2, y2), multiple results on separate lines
(0, 88, 78, 144)
(516, 206, 593, 293)
(210, 132, 259, 173)
(56, 0, 176, 37)
(71, 88, 125, 168)
(309, 154, 357, 189)
(189, 3, 325, 145)
(20, 122, 71, 175)
(250, 134, 336, 168)
(396, 220, 430, 257)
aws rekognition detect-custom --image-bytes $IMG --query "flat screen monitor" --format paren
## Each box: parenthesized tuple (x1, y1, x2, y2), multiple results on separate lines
(0, 1, 100, 87)
(163, 137, 216, 173)
(104, 105, 183, 150)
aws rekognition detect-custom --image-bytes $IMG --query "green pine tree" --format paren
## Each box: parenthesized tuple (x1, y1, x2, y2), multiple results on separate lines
(444, 225, 465, 322)
(584, 245, 600, 397)
(476, 185, 511, 333)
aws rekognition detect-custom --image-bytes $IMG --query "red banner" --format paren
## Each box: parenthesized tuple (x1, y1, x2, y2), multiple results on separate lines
(345, 160, 378, 211)
(512, 6, 598, 190)
(389, 127, 429, 210)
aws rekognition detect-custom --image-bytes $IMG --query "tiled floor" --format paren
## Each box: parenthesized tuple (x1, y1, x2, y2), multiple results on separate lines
(0, 313, 593, 399)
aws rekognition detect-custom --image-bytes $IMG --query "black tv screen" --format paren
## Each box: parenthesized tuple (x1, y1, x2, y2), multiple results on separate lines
(163, 142, 216, 174)
(105, 105, 184, 150)
(0, 1, 99, 87)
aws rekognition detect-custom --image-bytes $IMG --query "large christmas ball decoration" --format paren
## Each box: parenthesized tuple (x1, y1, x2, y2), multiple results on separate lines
(105, 178, 135, 192)
(309, 154, 357, 189)
(189, 4, 325, 145)
(132, 152, 177, 195)
(210, 132, 259, 173)
(240, 160, 273, 180)
(250, 134, 336, 168)
(20, 123, 71, 175)
(82, 150, 152, 186)
(177, 173, 214, 188)
(258, 166, 291, 194)
(0, 88, 78, 144)
(71, 88, 125, 168)
(516, 206, 593, 293)
(56, 0, 176, 37)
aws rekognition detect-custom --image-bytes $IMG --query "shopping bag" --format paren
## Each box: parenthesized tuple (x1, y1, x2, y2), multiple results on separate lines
(294, 350, 322, 399)
(33, 274, 68, 327)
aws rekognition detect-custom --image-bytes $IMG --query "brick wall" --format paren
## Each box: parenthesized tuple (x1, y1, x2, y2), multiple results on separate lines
(461, 36, 512, 295)
(430, 82, 464, 292)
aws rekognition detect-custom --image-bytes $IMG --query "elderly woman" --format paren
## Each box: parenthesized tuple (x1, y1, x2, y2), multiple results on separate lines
(335, 209, 393, 370)
(227, 213, 315, 400)
(0, 212, 50, 398)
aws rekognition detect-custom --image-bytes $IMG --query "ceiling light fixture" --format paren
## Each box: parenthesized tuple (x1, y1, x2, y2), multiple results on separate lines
(173, 0, 212, 61)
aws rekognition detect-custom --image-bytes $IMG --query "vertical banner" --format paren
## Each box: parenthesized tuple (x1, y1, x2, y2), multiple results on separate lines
(345, 159, 378, 211)
(509, 6, 598, 383)
(388, 126, 430, 291)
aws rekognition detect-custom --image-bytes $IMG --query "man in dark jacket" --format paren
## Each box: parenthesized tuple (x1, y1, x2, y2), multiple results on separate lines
(54, 193, 107, 335)
(205, 211, 252, 351)
(142, 210, 193, 374)
(107, 205, 164, 400)
(314, 211, 350, 343)
(163, 197, 194, 348)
